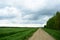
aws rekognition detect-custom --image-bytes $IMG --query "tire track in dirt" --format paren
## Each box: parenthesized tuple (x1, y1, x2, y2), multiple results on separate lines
(29, 28, 55, 40)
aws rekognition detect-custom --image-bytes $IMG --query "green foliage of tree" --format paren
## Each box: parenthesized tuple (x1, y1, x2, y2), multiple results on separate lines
(44, 25, 46, 28)
(55, 12, 60, 30)
(47, 16, 55, 29)
(45, 11, 60, 30)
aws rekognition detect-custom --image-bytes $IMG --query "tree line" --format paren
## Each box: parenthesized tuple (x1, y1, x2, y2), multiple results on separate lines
(44, 12, 60, 30)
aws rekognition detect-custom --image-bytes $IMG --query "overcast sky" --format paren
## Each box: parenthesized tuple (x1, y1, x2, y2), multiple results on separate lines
(0, 0, 60, 27)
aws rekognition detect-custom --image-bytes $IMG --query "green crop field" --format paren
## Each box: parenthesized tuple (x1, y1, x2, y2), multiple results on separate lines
(0, 27, 38, 40)
(43, 28, 60, 40)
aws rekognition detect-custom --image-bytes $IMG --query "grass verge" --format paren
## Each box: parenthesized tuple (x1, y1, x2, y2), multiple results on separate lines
(43, 28, 60, 40)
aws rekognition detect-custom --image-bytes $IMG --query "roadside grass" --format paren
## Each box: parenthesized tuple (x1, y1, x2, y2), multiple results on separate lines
(0, 27, 38, 40)
(43, 28, 60, 40)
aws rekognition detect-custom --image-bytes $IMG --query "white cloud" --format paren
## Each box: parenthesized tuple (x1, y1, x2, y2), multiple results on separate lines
(0, 24, 43, 27)
(45, 0, 60, 9)
(0, 19, 12, 24)
(23, 14, 34, 20)
(0, 7, 21, 16)
(0, 6, 23, 24)
(1, 0, 60, 11)
(0, 0, 60, 27)
(39, 16, 51, 24)
(23, 0, 46, 11)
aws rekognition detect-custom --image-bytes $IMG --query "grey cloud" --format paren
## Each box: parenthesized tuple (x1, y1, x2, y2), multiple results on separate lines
(0, 15, 16, 20)
(0, 0, 60, 24)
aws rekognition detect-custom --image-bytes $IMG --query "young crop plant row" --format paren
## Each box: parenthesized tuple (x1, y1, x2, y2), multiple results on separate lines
(0, 27, 38, 40)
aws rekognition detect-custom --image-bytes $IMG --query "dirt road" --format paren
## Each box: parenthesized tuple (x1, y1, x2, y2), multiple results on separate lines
(29, 28, 55, 40)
